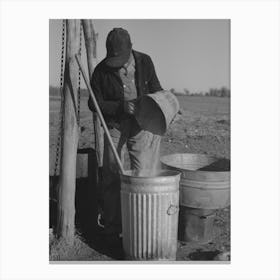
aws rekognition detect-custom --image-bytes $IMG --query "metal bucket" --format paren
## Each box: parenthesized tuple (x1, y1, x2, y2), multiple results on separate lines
(178, 207, 216, 243)
(120, 170, 181, 261)
(134, 90, 180, 136)
(161, 153, 230, 209)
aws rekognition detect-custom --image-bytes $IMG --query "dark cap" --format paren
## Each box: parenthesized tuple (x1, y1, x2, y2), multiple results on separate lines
(105, 28, 132, 68)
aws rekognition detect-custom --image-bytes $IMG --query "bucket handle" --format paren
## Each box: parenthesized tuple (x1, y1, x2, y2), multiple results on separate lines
(167, 204, 179, 215)
(187, 211, 216, 219)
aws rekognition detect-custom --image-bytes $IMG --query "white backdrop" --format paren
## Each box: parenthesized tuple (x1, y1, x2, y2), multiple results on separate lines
(0, 0, 279, 279)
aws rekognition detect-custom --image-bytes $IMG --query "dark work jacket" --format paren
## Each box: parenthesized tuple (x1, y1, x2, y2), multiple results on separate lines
(88, 50, 163, 124)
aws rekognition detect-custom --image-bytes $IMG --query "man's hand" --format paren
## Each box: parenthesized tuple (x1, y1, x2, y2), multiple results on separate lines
(124, 100, 136, 115)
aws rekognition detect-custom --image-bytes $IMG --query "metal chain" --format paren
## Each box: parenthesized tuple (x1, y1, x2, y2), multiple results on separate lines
(77, 20, 82, 126)
(53, 20, 82, 176)
(53, 19, 66, 176)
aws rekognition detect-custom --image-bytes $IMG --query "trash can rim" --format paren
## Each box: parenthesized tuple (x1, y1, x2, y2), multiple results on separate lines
(121, 169, 181, 179)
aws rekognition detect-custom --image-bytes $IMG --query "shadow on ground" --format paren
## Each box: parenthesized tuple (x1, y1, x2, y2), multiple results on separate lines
(49, 174, 124, 260)
(188, 249, 220, 260)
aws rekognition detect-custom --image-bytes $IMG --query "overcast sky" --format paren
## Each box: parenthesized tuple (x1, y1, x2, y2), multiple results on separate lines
(49, 19, 230, 93)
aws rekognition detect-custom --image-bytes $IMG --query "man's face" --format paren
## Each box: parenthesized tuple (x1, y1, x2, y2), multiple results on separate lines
(123, 52, 133, 68)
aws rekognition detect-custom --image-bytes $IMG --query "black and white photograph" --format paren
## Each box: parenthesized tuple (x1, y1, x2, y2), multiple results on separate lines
(49, 19, 230, 262)
(1, 0, 280, 278)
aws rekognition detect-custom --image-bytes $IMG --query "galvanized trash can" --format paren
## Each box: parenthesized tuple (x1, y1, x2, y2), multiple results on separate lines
(161, 153, 230, 243)
(120, 170, 181, 260)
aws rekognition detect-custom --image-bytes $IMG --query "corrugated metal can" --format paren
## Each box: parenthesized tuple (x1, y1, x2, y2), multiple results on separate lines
(120, 170, 181, 261)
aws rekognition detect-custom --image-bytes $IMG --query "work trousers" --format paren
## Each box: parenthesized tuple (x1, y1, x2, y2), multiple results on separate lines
(102, 117, 161, 235)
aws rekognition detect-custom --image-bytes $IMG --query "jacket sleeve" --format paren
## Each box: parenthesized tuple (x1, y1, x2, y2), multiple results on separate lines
(88, 69, 123, 118)
(147, 55, 163, 93)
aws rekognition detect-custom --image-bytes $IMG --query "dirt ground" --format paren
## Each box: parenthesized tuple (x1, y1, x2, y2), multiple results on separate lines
(49, 94, 230, 262)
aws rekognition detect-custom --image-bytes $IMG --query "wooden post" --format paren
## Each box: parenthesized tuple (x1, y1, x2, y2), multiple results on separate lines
(56, 19, 80, 243)
(82, 20, 97, 78)
(82, 19, 104, 167)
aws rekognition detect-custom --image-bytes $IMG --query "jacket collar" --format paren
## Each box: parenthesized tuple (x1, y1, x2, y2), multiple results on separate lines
(132, 50, 143, 96)
(132, 50, 142, 66)
(100, 50, 143, 96)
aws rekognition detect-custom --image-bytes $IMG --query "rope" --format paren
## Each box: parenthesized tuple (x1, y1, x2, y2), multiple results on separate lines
(53, 19, 66, 177)
(77, 20, 83, 127)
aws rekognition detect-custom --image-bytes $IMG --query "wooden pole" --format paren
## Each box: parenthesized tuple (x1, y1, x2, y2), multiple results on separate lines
(56, 19, 80, 243)
(82, 19, 104, 167)
(81, 19, 97, 78)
